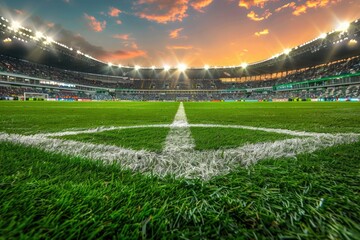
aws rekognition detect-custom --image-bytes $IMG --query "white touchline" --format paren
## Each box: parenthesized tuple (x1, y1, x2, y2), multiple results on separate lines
(163, 102, 195, 153)
(0, 102, 359, 180)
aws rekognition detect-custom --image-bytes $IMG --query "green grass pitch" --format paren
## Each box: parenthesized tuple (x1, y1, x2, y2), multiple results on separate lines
(0, 101, 359, 239)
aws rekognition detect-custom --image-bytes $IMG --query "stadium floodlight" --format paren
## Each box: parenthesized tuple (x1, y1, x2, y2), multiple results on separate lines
(241, 62, 248, 69)
(163, 65, 170, 71)
(151, 66, 156, 70)
(134, 65, 141, 71)
(11, 21, 21, 31)
(177, 63, 187, 72)
(118, 64, 122, 68)
(35, 31, 44, 39)
(204, 65, 210, 70)
(76, 50, 81, 54)
(108, 62, 113, 67)
(349, 39, 358, 46)
(46, 37, 54, 43)
(336, 22, 350, 32)
(319, 33, 327, 39)
(3, 38, 12, 43)
(283, 48, 291, 55)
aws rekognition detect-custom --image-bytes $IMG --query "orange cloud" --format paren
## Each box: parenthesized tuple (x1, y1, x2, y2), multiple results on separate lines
(47, 22, 55, 28)
(191, 0, 213, 12)
(254, 28, 269, 36)
(238, 0, 272, 9)
(306, 0, 332, 8)
(275, 2, 296, 12)
(113, 34, 139, 49)
(84, 14, 106, 32)
(169, 28, 184, 39)
(100, 50, 147, 62)
(136, 0, 189, 24)
(293, 5, 307, 16)
(15, 9, 24, 15)
(113, 34, 130, 40)
(247, 9, 272, 21)
(167, 45, 193, 50)
(293, 0, 341, 16)
(126, 42, 139, 49)
(108, 7, 122, 17)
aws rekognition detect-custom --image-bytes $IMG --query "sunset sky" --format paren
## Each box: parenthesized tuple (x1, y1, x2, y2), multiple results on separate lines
(1, 0, 360, 67)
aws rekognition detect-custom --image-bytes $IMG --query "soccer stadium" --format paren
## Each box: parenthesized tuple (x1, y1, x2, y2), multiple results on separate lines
(0, 1, 360, 239)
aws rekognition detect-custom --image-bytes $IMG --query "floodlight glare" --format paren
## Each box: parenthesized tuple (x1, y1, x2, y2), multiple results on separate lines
(151, 66, 156, 70)
(204, 65, 210, 70)
(178, 63, 187, 72)
(108, 62, 113, 67)
(283, 48, 291, 55)
(134, 65, 141, 71)
(348, 39, 358, 46)
(35, 31, 44, 39)
(336, 22, 350, 32)
(3, 38, 12, 43)
(272, 54, 280, 59)
(319, 33, 327, 39)
(12, 21, 20, 31)
(118, 64, 122, 68)
(163, 65, 170, 71)
(241, 62, 248, 69)
(46, 37, 54, 43)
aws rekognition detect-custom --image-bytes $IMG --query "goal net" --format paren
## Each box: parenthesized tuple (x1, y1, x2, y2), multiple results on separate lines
(24, 92, 49, 101)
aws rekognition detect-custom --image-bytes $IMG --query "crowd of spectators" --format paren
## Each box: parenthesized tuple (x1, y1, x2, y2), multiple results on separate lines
(1, 54, 360, 92)
(1, 54, 360, 101)
(0, 86, 91, 100)
(0, 55, 129, 89)
(115, 84, 360, 101)
(225, 56, 360, 89)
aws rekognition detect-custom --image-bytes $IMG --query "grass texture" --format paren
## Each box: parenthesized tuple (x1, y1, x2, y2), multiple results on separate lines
(184, 102, 360, 133)
(59, 128, 170, 153)
(0, 141, 359, 239)
(191, 127, 295, 150)
(0, 101, 178, 134)
(0, 101, 359, 239)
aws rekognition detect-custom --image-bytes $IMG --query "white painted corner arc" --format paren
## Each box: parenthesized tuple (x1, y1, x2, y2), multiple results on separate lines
(0, 102, 359, 180)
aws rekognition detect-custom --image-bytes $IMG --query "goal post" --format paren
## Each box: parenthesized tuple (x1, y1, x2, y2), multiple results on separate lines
(24, 92, 49, 101)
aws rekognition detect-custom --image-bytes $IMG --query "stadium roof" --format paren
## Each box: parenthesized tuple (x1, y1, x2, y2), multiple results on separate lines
(0, 16, 360, 79)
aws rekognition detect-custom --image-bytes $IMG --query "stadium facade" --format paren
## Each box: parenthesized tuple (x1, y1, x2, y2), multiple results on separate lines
(0, 16, 360, 102)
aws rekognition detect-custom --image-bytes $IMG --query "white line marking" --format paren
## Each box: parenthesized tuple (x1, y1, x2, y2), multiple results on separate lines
(163, 102, 195, 153)
(0, 132, 358, 180)
(188, 124, 336, 137)
(34, 124, 171, 138)
(1, 102, 359, 180)
(36, 123, 359, 138)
